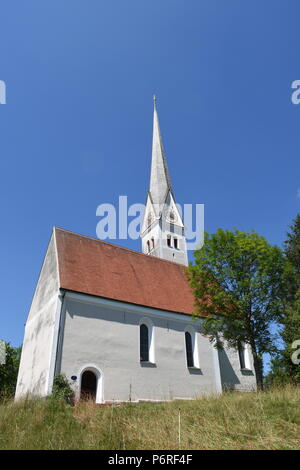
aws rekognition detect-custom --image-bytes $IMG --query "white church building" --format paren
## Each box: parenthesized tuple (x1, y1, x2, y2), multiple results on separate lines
(15, 101, 256, 403)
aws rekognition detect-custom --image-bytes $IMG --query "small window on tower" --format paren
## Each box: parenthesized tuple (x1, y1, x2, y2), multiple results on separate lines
(151, 238, 155, 249)
(174, 238, 179, 249)
(147, 240, 150, 253)
(167, 235, 171, 248)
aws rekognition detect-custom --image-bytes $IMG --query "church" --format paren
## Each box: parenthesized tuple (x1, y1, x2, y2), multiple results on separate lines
(15, 100, 256, 403)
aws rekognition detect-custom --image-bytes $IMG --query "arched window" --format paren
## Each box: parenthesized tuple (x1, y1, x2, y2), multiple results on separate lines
(238, 342, 251, 370)
(139, 319, 155, 364)
(146, 240, 150, 253)
(184, 327, 200, 369)
(140, 324, 149, 362)
(238, 342, 245, 369)
(151, 238, 155, 249)
(174, 238, 179, 249)
(185, 331, 194, 368)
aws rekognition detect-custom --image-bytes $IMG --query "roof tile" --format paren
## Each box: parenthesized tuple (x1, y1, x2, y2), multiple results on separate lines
(54, 227, 197, 316)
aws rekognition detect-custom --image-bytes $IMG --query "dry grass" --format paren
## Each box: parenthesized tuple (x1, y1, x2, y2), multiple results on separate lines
(0, 385, 299, 450)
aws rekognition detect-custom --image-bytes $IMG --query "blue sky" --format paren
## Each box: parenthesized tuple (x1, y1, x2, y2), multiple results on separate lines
(0, 0, 299, 350)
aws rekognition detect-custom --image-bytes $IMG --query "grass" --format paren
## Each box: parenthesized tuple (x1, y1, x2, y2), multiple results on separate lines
(0, 385, 299, 450)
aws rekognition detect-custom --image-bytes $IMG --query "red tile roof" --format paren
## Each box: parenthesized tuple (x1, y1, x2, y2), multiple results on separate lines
(54, 227, 198, 316)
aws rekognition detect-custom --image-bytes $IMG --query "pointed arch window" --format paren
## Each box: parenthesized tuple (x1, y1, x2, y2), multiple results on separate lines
(139, 319, 155, 364)
(238, 342, 251, 370)
(185, 331, 194, 367)
(167, 235, 172, 248)
(185, 327, 200, 369)
(140, 324, 149, 362)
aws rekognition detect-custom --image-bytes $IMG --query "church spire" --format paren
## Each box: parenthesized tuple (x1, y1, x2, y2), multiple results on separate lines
(149, 96, 174, 211)
(141, 97, 188, 266)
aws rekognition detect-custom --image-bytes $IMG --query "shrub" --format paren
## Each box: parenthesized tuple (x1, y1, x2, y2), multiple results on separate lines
(51, 374, 74, 405)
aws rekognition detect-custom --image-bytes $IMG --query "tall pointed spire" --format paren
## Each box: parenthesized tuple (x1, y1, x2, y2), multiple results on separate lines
(149, 96, 173, 211)
(141, 97, 188, 266)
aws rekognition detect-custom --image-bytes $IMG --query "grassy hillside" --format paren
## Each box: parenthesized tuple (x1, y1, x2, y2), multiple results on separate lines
(0, 386, 299, 450)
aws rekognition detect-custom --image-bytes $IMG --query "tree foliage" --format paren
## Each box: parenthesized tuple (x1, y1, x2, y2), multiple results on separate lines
(274, 215, 300, 383)
(0, 342, 21, 399)
(284, 214, 300, 283)
(187, 229, 290, 388)
(280, 291, 300, 382)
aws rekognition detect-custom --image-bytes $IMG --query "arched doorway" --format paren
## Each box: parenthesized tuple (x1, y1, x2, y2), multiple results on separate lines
(80, 370, 97, 401)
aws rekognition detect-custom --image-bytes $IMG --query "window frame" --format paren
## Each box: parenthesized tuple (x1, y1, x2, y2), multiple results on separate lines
(238, 341, 251, 370)
(185, 331, 194, 367)
(174, 237, 179, 249)
(184, 326, 200, 369)
(139, 318, 155, 364)
(167, 235, 172, 248)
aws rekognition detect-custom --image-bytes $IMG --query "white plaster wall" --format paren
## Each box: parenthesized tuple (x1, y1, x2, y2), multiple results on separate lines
(15, 232, 60, 399)
(218, 341, 257, 391)
(58, 294, 221, 402)
(142, 220, 188, 266)
(141, 222, 161, 258)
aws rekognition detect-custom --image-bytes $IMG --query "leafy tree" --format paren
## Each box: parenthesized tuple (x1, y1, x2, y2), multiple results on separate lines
(277, 216, 300, 382)
(265, 216, 300, 385)
(187, 229, 289, 389)
(284, 214, 300, 283)
(264, 356, 288, 387)
(0, 342, 22, 399)
(280, 291, 300, 382)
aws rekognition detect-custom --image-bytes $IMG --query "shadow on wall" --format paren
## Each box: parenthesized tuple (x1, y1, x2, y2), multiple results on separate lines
(218, 348, 240, 391)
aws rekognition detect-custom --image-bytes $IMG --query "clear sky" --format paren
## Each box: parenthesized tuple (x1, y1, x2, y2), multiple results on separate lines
(0, 0, 299, 349)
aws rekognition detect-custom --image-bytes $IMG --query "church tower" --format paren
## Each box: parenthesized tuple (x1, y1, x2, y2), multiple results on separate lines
(141, 97, 188, 266)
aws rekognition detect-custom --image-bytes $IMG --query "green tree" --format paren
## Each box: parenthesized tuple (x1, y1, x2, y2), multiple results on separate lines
(187, 229, 289, 389)
(264, 356, 288, 387)
(0, 342, 22, 399)
(280, 291, 300, 382)
(277, 215, 300, 382)
(284, 214, 300, 283)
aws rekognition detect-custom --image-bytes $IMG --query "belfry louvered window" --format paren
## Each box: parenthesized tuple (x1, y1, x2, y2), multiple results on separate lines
(140, 324, 149, 362)
(185, 331, 194, 368)
(167, 235, 171, 247)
